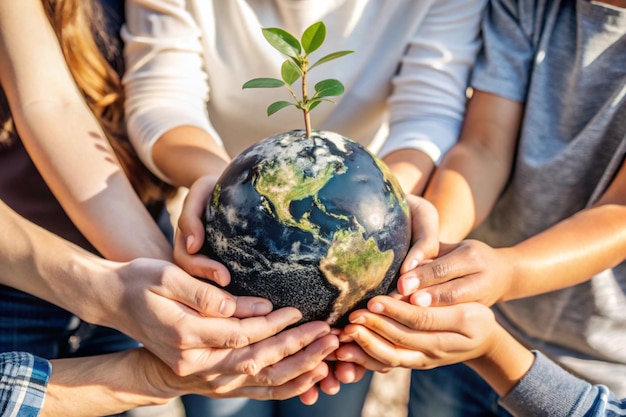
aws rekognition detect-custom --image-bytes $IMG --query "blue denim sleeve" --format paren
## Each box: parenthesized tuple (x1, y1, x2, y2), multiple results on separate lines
(0, 352, 51, 417)
(499, 351, 626, 417)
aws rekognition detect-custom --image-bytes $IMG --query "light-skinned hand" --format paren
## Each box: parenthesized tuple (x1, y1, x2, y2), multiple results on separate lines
(336, 296, 500, 370)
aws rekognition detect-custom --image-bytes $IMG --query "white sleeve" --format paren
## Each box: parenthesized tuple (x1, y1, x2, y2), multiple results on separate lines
(122, 0, 222, 182)
(379, 0, 486, 164)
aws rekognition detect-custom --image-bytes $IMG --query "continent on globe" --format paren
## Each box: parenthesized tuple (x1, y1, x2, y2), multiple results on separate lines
(200, 129, 411, 326)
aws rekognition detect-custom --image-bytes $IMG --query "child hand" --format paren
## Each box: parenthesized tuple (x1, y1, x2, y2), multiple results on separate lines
(398, 240, 515, 307)
(336, 296, 500, 370)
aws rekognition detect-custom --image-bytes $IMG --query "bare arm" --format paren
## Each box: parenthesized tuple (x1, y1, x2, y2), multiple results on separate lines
(424, 90, 523, 242)
(0, 0, 170, 261)
(401, 90, 626, 305)
(0, 199, 338, 415)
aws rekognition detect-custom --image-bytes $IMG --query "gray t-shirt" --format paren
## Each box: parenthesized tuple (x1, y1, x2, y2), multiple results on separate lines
(469, 0, 626, 395)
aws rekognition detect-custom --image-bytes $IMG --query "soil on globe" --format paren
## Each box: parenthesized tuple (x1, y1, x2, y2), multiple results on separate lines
(200, 130, 411, 326)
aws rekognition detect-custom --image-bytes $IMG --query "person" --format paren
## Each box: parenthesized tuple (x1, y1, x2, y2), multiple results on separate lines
(0, 1, 338, 415)
(0, 198, 338, 417)
(338, 0, 626, 415)
(121, 1, 486, 415)
(335, 295, 626, 417)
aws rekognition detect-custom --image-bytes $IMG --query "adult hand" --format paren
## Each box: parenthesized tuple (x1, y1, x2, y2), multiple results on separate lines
(397, 239, 514, 307)
(135, 328, 336, 401)
(174, 175, 231, 285)
(91, 258, 328, 378)
(336, 296, 500, 370)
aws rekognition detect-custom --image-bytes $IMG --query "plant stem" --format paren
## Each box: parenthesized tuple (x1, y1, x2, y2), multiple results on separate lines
(301, 66, 311, 137)
(304, 110, 311, 137)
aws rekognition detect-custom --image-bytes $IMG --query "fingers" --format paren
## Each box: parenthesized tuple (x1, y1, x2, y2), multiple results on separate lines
(173, 175, 232, 285)
(361, 296, 466, 333)
(231, 296, 274, 318)
(341, 297, 495, 368)
(298, 385, 321, 405)
(332, 361, 365, 384)
(401, 195, 439, 274)
(397, 241, 480, 303)
(219, 362, 329, 401)
(318, 367, 341, 395)
(173, 307, 301, 359)
(178, 176, 218, 254)
(336, 331, 400, 371)
(212, 325, 338, 392)
(158, 266, 237, 317)
(173, 229, 231, 285)
(227, 321, 336, 377)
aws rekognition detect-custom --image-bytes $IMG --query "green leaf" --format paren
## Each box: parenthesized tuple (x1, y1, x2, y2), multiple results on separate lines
(308, 98, 336, 111)
(281, 60, 301, 85)
(267, 100, 294, 116)
(301, 22, 326, 55)
(262, 28, 301, 59)
(313, 79, 345, 97)
(242, 78, 285, 89)
(309, 50, 354, 70)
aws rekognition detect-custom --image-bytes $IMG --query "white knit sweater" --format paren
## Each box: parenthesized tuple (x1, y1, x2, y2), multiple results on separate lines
(122, 0, 485, 181)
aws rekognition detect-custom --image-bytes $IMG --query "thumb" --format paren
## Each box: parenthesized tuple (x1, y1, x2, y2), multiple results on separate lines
(165, 266, 237, 317)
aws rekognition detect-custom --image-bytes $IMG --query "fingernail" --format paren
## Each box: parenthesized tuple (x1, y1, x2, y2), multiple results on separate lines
(350, 315, 365, 324)
(185, 235, 195, 252)
(407, 258, 419, 270)
(416, 292, 432, 307)
(219, 299, 235, 316)
(369, 302, 384, 314)
(252, 301, 273, 316)
(403, 276, 420, 294)
(213, 270, 225, 285)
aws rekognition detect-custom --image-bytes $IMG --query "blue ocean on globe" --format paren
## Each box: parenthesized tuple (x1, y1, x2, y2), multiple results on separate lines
(201, 130, 411, 325)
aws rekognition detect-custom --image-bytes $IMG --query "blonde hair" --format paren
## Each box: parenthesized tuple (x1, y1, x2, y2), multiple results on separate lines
(0, 0, 174, 205)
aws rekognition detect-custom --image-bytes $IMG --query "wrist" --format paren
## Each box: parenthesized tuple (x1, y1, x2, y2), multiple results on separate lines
(466, 325, 534, 397)
(66, 254, 125, 328)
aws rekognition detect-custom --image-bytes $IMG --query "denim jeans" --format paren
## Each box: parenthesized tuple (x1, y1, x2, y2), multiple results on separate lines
(0, 285, 141, 416)
(0, 285, 139, 357)
(181, 370, 374, 417)
(408, 364, 513, 417)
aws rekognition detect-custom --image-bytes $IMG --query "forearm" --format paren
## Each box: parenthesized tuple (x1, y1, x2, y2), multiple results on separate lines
(0, 0, 171, 262)
(425, 140, 511, 242)
(383, 149, 434, 196)
(42, 349, 172, 417)
(424, 91, 522, 242)
(152, 126, 230, 188)
(503, 203, 626, 301)
(0, 199, 124, 323)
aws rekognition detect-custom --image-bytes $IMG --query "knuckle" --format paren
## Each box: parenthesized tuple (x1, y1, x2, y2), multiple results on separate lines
(255, 370, 276, 386)
(409, 309, 434, 331)
(194, 285, 223, 314)
(225, 331, 252, 349)
(432, 261, 451, 280)
(237, 357, 261, 376)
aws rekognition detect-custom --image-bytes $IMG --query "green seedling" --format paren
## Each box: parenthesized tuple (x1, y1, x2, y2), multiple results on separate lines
(242, 21, 354, 137)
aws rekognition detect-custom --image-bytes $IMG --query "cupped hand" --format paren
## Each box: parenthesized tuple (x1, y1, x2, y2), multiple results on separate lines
(336, 296, 499, 370)
(173, 175, 231, 285)
(98, 258, 332, 378)
(138, 319, 339, 402)
(398, 239, 514, 307)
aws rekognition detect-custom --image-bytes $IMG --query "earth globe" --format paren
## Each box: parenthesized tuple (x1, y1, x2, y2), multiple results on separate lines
(200, 129, 411, 325)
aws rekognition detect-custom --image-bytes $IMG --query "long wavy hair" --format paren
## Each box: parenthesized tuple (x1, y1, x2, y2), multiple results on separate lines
(0, 0, 175, 205)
